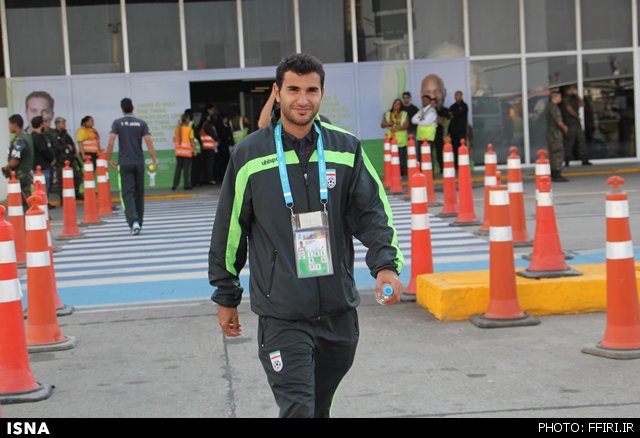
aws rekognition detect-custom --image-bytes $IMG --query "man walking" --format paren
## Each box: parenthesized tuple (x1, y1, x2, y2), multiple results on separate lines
(208, 53, 404, 418)
(106, 98, 157, 236)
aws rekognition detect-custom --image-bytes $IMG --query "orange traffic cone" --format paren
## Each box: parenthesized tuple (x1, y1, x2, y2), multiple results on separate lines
(436, 140, 457, 218)
(451, 139, 480, 226)
(81, 157, 103, 225)
(420, 140, 441, 207)
(534, 149, 551, 201)
(475, 144, 497, 236)
(470, 171, 539, 328)
(517, 176, 582, 278)
(383, 135, 392, 189)
(405, 171, 433, 300)
(7, 172, 27, 266)
(405, 135, 418, 200)
(0, 206, 53, 404)
(97, 152, 113, 216)
(33, 166, 46, 193)
(583, 176, 640, 359)
(24, 195, 76, 353)
(507, 147, 532, 247)
(58, 161, 83, 239)
(32, 182, 74, 317)
(389, 136, 403, 194)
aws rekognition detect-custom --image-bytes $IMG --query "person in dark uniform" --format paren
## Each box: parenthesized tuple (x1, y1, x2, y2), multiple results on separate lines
(401, 91, 419, 160)
(449, 90, 468, 169)
(2, 114, 34, 209)
(31, 116, 55, 200)
(213, 113, 233, 185)
(561, 85, 592, 166)
(546, 91, 569, 182)
(106, 98, 158, 236)
(208, 53, 404, 418)
(54, 117, 83, 200)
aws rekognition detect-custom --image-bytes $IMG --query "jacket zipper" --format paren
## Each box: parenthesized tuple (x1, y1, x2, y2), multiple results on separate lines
(303, 162, 322, 319)
(266, 249, 278, 298)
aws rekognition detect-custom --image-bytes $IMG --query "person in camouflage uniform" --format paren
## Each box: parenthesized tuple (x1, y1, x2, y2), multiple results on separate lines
(546, 91, 569, 182)
(2, 114, 34, 209)
(54, 116, 83, 201)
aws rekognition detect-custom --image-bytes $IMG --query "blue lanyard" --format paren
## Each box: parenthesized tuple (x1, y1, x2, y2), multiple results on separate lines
(274, 122, 328, 209)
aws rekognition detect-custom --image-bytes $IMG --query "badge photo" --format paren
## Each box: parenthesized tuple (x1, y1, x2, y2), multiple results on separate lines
(326, 169, 337, 189)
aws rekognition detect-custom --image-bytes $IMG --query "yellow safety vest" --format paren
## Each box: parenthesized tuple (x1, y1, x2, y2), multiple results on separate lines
(416, 107, 437, 142)
(385, 111, 408, 147)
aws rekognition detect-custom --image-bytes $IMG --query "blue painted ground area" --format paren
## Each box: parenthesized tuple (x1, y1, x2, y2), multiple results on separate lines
(18, 196, 636, 308)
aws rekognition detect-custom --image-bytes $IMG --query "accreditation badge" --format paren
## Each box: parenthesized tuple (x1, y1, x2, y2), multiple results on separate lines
(292, 210, 333, 279)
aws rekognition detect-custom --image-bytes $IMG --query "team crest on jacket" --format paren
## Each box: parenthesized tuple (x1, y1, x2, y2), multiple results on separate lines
(327, 169, 337, 189)
(269, 350, 283, 372)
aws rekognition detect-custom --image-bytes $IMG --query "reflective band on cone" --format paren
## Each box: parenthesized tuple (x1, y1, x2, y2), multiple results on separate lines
(582, 176, 640, 357)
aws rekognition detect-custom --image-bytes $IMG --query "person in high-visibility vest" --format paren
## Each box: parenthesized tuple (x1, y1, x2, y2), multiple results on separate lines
(412, 94, 437, 171)
(76, 115, 101, 167)
(380, 98, 409, 177)
(172, 114, 195, 190)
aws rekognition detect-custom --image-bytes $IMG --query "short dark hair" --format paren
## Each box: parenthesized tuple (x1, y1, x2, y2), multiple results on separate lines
(31, 116, 43, 129)
(25, 91, 54, 113)
(275, 53, 325, 90)
(81, 115, 92, 126)
(9, 114, 23, 128)
(402, 91, 411, 98)
(121, 98, 134, 113)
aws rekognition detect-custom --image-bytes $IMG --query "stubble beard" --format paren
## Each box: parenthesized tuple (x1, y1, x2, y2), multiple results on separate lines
(281, 105, 317, 127)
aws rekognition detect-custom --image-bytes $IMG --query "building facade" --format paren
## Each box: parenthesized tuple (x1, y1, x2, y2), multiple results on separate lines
(0, 0, 637, 190)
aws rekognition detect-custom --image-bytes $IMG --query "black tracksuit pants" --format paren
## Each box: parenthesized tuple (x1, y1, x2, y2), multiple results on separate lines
(257, 309, 359, 418)
(119, 163, 145, 228)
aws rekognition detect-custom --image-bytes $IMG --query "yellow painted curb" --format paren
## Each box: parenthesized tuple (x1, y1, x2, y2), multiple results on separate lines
(416, 263, 640, 321)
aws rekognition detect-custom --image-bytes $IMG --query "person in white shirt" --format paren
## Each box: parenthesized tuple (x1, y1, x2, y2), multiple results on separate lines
(411, 95, 437, 144)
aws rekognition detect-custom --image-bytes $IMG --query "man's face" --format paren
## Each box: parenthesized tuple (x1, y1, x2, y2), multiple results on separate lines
(421, 76, 445, 107)
(455, 91, 463, 103)
(26, 97, 52, 126)
(56, 120, 66, 131)
(8, 122, 19, 134)
(402, 94, 411, 106)
(552, 94, 562, 105)
(275, 71, 323, 128)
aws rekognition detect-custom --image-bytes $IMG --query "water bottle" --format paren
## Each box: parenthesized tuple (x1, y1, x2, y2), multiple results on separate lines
(376, 283, 394, 305)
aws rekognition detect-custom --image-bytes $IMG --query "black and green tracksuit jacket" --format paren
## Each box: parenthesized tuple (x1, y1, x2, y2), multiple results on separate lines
(208, 119, 403, 320)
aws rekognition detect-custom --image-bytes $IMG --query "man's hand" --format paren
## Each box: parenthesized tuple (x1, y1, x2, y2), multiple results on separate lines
(375, 269, 403, 305)
(218, 305, 242, 337)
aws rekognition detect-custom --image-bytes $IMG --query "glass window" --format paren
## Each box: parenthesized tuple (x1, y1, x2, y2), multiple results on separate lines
(581, 0, 632, 50)
(67, 0, 123, 74)
(412, 0, 463, 59)
(356, 0, 409, 62)
(126, 0, 181, 72)
(185, 0, 239, 70)
(299, 0, 352, 63)
(582, 53, 635, 159)
(6, 0, 65, 77)
(524, 0, 575, 52)
(471, 60, 524, 164)
(242, 0, 295, 67)
(468, 0, 519, 56)
(526, 56, 577, 162)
